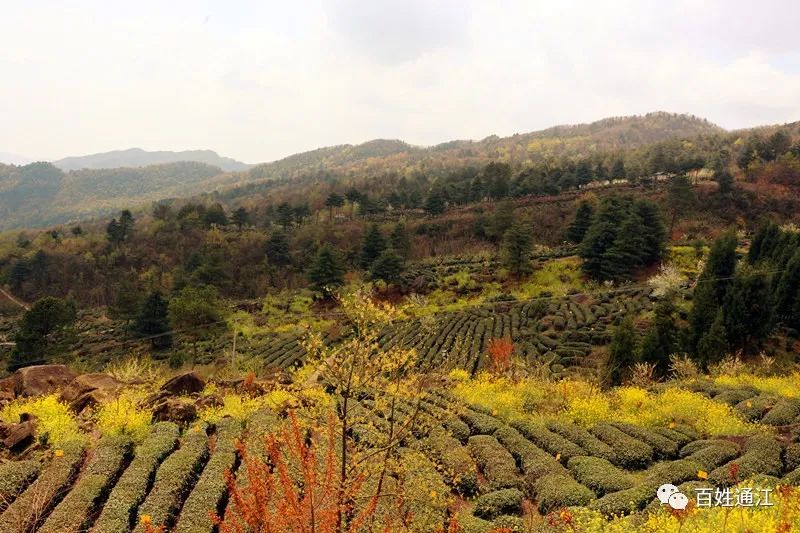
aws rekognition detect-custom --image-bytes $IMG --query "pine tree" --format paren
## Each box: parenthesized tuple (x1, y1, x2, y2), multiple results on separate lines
(360, 224, 386, 269)
(747, 220, 781, 264)
(308, 245, 346, 296)
(688, 231, 737, 352)
(169, 285, 226, 359)
(600, 211, 645, 280)
(119, 209, 135, 240)
(389, 223, 411, 259)
(108, 277, 142, 334)
(611, 158, 626, 179)
(266, 232, 291, 267)
(580, 197, 627, 279)
(697, 310, 728, 367)
(721, 267, 774, 353)
(776, 247, 800, 326)
(639, 297, 679, 377)
(370, 248, 405, 285)
(566, 201, 594, 244)
(106, 218, 123, 246)
(325, 192, 344, 220)
(232, 207, 250, 229)
(134, 291, 172, 350)
(501, 222, 533, 277)
(605, 317, 639, 386)
(635, 200, 666, 264)
(424, 187, 446, 215)
(666, 175, 694, 233)
(9, 297, 77, 370)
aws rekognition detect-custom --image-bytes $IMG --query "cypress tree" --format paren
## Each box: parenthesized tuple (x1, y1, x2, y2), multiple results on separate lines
(370, 248, 405, 285)
(134, 291, 172, 350)
(601, 211, 645, 281)
(776, 247, 800, 326)
(9, 297, 77, 370)
(605, 317, 639, 387)
(389, 223, 411, 259)
(501, 222, 533, 277)
(580, 197, 626, 279)
(635, 200, 666, 264)
(424, 187, 446, 215)
(640, 297, 679, 377)
(360, 224, 386, 269)
(697, 310, 728, 367)
(566, 201, 594, 244)
(721, 267, 774, 352)
(748, 220, 780, 264)
(308, 245, 346, 296)
(688, 230, 737, 352)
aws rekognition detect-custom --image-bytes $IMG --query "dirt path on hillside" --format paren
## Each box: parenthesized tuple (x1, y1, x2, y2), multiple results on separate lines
(0, 287, 30, 310)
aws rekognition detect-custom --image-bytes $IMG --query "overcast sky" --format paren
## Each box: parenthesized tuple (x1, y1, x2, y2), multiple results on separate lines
(2, 0, 799, 164)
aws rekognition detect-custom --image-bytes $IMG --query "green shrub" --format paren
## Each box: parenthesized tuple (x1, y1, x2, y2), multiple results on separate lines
(546, 419, 616, 462)
(782, 467, 800, 485)
(734, 395, 777, 421)
(473, 488, 524, 520)
(532, 473, 593, 513)
(511, 419, 585, 462)
(396, 448, 451, 532)
(460, 409, 503, 435)
(95, 422, 180, 532)
(174, 418, 243, 533)
(492, 514, 526, 531)
(444, 416, 471, 442)
(709, 435, 781, 486)
(415, 426, 479, 495)
(589, 424, 653, 469)
(567, 456, 633, 496)
(714, 388, 757, 406)
(785, 443, 800, 472)
(610, 422, 678, 459)
(494, 425, 565, 477)
(39, 435, 133, 533)
(652, 427, 693, 449)
(762, 398, 800, 426)
(0, 460, 39, 512)
(136, 422, 210, 529)
(468, 434, 522, 491)
(0, 440, 85, 533)
(454, 512, 493, 533)
(679, 439, 727, 458)
(589, 484, 653, 516)
(684, 441, 741, 471)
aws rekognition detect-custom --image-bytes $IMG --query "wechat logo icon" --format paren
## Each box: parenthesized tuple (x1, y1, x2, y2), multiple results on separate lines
(657, 484, 688, 510)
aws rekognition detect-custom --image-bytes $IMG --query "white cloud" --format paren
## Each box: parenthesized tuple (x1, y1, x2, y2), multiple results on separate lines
(0, 0, 798, 164)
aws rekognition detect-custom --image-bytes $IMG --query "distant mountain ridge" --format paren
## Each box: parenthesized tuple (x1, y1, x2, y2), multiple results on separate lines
(0, 112, 758, 231)
(53, 147, 250, 172)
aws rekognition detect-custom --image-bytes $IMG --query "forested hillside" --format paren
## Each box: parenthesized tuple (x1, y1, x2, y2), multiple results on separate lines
(0, 112, 734, 231)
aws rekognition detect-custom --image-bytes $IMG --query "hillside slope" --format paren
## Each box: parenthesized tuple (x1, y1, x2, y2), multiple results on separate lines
(0, 112, 727, 230)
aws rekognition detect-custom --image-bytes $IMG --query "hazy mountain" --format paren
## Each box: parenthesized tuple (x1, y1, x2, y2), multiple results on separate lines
(53, 148, 250, 172)
(0, 152, 33, 165)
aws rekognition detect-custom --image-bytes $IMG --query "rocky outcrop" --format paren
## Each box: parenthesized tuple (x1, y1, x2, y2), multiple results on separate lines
(60, 373, 123, 403)
(152, 399, 197, 424)
(11, 365, 77, 397)
(2, 414, 37, 451)
(160, 371, 205, 396)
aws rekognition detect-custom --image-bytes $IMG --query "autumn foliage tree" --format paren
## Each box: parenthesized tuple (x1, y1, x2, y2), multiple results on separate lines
(487, 337, 514, 375)
(214, 412, 384, 533)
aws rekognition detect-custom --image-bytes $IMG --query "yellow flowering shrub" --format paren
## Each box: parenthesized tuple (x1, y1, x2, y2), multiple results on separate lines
(0, 394, 85, 446)
(715, 373, 800, 398)
(565, 483, 800, 532)
(95, 390, 152, 442)
(453, 375, 758, 437)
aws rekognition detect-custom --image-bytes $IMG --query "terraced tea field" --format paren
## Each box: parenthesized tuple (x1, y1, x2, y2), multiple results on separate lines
(3, 366, 800, 533)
